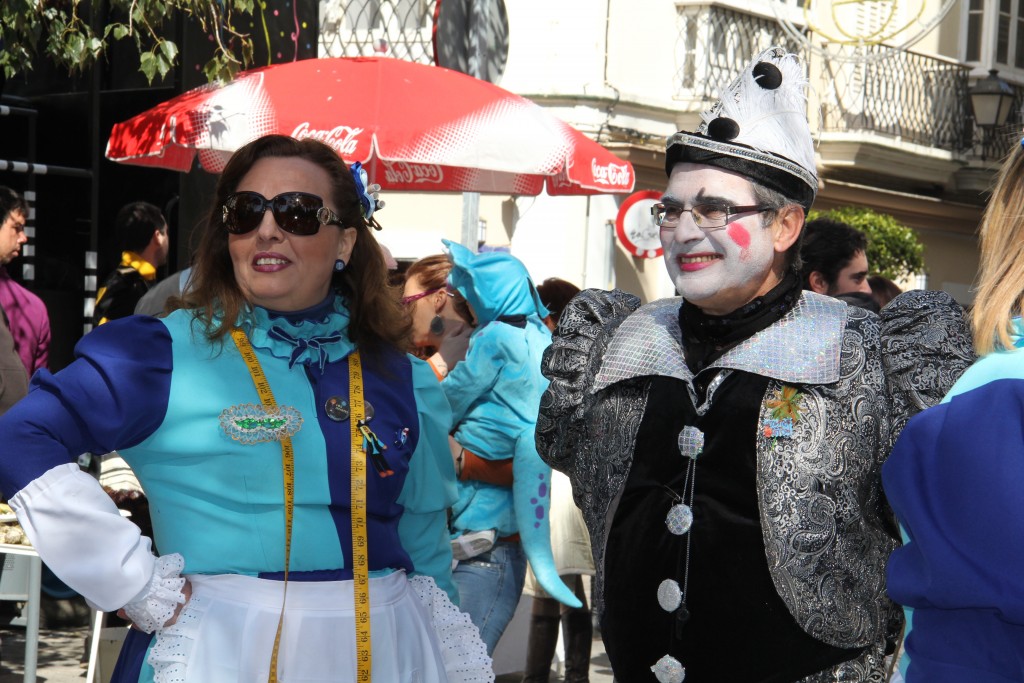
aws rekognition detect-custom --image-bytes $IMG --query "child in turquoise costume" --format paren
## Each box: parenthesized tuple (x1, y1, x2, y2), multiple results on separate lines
(440, 240, 579, 652)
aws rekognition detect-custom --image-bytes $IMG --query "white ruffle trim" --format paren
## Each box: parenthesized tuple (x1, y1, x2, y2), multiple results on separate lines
(122, 553, 186, 634)
(410, 575, 494, 683)
(148, 591, 206, 683)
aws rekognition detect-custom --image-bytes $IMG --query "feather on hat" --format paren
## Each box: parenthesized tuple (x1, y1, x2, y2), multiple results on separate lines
(665, 47, 818, 209)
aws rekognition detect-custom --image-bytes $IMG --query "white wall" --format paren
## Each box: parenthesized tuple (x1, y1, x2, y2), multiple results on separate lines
(367, 1, 691, 301)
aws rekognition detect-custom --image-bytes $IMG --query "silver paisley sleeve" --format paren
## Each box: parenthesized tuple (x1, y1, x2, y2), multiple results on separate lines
(880, 289, 975, 450)
(537, 288, 642, 473)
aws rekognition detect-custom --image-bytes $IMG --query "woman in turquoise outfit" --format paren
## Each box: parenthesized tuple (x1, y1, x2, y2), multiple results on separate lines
(0, 135, 491, 682)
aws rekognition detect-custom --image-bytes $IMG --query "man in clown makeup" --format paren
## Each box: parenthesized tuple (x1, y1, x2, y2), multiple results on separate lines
(536, 47, 974, 683)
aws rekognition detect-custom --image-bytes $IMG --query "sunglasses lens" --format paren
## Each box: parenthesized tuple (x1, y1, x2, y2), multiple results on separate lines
(225, 193, 267, 234)
(224, 192, 328, 235)
(273, 193, 323, 236)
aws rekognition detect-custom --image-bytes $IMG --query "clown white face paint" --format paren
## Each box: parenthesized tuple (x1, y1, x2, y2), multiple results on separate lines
(660, 163, 780, 315)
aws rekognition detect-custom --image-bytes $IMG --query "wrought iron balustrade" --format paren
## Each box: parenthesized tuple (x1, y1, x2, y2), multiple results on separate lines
(675, 6, 801, 103)
(319, 0, 438, 63)
(817, 44, 972, 153)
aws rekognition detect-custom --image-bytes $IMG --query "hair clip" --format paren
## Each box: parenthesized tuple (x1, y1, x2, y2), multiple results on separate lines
(349, 162, 385, 229)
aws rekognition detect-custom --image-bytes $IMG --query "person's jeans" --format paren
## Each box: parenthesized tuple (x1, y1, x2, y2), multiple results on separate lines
(452, 539, 527, 655)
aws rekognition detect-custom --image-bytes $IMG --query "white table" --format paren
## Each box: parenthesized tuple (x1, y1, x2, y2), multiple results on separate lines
(0, 543, 42, 683)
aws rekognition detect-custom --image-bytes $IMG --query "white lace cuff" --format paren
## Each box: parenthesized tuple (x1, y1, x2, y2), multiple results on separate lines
(122, 553, 187, 633)
(409, 574, 494, 683)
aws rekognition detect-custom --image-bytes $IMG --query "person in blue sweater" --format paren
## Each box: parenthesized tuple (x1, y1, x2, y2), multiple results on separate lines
(882, 138, 1024, 683)
(0, 135, 490, 682)
(438, 241, 578, 654)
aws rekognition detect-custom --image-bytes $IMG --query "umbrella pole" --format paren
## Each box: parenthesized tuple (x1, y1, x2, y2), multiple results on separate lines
(460, 192, 481, 252)
(458, 0, 487, 253)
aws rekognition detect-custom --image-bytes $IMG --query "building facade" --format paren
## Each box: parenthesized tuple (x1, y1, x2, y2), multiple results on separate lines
(321, 0, 1018, 304)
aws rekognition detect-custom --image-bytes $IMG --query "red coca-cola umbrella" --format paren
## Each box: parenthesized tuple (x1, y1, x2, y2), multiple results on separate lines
(105, 56, 634, 195)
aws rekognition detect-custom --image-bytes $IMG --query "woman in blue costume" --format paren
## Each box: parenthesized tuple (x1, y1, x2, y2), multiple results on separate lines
(437, 241, 579, 654)
(0, 135, 491, 682)
(882, 139, 1024, 683)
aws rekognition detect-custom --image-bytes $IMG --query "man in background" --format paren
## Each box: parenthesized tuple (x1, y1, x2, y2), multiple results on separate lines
(0, 186, 50, 375)
(0, 301, 28, 415)
(93, 201, 169, 325)
(799, 217, 874, 309)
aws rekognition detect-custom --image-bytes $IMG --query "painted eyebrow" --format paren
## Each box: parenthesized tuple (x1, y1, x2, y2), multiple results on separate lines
(660, 192, 741, 206)
(693, 191, 738, 206)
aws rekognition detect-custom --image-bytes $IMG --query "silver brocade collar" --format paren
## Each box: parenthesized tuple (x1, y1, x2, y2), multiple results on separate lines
(593, 291, 847, 392)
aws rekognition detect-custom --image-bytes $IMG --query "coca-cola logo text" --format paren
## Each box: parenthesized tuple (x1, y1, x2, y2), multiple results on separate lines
(592, 160, 632, 187)
(291, 123, 363, 156)
(383, 162, 444, 185)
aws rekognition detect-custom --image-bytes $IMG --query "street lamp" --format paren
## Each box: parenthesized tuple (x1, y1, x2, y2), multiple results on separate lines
(969, 69, 1015, 160)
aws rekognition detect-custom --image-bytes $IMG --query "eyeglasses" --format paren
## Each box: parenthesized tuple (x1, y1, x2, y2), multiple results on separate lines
(222, 191, 343, 236)
(651, 202, 771, 230)
(400, 287, 444, 306)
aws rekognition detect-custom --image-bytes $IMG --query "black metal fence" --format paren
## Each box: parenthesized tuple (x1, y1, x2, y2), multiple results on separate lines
(319, 0, 438, 63)
(674, 7, 801, 101)
(671, 7, 1022, 162)
(817, 45, 973, 153)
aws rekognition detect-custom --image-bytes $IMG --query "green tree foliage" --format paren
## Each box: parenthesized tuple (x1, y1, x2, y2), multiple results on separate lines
(0, 0, 256, 85)
(808, 206, 926, 282)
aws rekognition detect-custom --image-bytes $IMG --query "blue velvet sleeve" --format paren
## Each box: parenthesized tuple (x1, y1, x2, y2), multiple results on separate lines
(0, 315, 173, 498)
(397, 357, 459, 603)
(883, 377, 1024, 682)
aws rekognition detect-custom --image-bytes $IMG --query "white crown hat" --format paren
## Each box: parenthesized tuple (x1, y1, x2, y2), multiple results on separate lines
(665, 47, 818, 209)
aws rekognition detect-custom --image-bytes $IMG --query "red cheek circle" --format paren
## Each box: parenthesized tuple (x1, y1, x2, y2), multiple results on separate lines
(726, 223, 751, 250)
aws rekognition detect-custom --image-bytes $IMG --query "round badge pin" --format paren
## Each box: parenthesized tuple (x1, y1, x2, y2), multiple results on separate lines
(325, 397, 349, 422)
(324, 397, 374, 422)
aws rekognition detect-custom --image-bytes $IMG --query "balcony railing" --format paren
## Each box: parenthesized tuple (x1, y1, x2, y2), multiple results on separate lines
(671, 8, 1024, 160)
(816, 44, 973, 153)
(674, 6, 801, 102)
(319, 0, 437, 63)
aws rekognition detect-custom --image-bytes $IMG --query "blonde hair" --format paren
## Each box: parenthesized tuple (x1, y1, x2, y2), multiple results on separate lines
(973, 144, 1024, 355)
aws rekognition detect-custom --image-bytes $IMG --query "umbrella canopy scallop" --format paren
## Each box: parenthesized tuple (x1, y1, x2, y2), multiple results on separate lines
(106, 56, 635, 196)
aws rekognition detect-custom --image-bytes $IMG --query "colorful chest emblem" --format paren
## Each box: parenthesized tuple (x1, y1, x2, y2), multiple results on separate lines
(764, 385, 804, 439)
(220, 403, 303, 444)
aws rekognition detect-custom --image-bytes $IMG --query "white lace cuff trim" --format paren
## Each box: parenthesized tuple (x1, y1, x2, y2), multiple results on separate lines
(122, 553, 186, 634)
(148, 590, 205, 683)
(409, 574, 494, 683)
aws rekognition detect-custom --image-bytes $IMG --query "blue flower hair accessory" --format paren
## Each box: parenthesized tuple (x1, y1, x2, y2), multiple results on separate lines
(350, 162, 384, 230)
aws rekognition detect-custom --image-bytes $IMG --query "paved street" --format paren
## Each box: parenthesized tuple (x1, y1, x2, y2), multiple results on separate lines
(0, 625, 90, 683)
(0, 624, 615, 683)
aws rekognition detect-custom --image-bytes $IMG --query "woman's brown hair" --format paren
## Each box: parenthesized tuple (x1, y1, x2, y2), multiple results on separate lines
(175, 134, 410, 354)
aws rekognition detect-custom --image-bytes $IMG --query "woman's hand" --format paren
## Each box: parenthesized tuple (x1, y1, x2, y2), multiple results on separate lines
(117, 578, 193, 630)
(431, 321, 473, 377)
(449, 436, 465, 476)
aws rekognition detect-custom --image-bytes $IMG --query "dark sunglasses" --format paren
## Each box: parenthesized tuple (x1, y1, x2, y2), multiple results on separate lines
(222, 191, 344, 236)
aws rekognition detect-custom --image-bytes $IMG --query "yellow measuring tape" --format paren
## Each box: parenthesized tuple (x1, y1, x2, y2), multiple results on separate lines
(231, 329, 294, 683)
(349, 350, 372, 682)
(231, 330, 372, 682)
